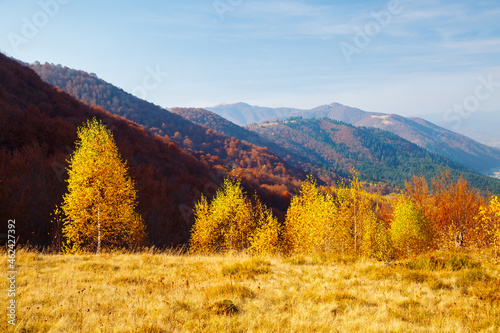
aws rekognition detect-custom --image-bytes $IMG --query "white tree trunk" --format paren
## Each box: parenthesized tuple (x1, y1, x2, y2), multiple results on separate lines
(97, 207, 101, 254)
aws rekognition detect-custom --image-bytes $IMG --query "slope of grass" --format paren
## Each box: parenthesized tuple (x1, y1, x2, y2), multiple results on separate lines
(1, 249, 499, 332)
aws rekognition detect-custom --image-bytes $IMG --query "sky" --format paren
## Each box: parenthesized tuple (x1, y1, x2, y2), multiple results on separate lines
(1, 0, 499, 116)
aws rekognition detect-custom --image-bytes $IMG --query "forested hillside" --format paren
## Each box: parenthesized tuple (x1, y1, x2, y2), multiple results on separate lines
(208, 102, 500, 174)
(248, 118, 500, 193)
(0, 54, 222, 247)
(29, 62, 304, 205)
(170, 107, 305, 169)
(0, 54, 303, 247)
(166, 106, 500, 193)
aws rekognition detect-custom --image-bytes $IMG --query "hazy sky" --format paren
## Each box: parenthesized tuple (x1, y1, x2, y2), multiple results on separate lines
(1, 0, 499, 115)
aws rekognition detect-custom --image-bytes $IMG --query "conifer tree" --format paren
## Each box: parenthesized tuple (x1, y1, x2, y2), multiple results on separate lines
(62, 118, 146, 253)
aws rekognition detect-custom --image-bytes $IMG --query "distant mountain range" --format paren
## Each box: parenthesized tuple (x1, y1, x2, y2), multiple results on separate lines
(174, 108, 500, 192)
(205, 102, 303, 126)
(29, 62, 500, 192)
(421, 110, 500, 149)
(207, 102, 500, 175)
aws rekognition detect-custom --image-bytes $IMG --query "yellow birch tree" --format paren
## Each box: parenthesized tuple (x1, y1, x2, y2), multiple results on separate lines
(62, 118, 146, 253)
(189, 178, 258, 253)
(390, 196, 431, 258)
(284, 176, 337, 254)
(478, 195, 500, 258)
(249, 198, 284, 255)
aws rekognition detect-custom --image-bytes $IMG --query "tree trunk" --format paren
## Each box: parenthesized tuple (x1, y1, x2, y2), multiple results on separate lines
(97, 207, 101, 254)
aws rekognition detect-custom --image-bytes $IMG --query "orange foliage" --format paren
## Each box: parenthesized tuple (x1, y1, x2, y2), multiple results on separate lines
(405, 172, 484, 249)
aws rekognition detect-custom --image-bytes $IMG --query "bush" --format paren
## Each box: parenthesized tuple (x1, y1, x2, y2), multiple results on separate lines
(284, 177, 336, 254)
(208, 300, 239, 315)
(405, 252, 481, 271)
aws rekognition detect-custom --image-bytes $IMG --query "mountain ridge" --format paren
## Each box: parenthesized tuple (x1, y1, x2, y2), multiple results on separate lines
(168, 107, 500, 193)
(421, 110, 500, 149)
(207, 102, 500, 174)
(29, 62, 306, 212)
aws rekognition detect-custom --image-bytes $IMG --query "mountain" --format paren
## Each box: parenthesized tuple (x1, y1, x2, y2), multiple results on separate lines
(1, 53, 215, 247)
(29, 62, 305, 212)
(170, 107, 349, 185)
(208, 102, 500, 175)
(170, 107, 296, 162)
(421, 110, 500, 149)
(248, 118, 500, 192)
(205, 102, 304, 126)
(168, 106, 500, 192)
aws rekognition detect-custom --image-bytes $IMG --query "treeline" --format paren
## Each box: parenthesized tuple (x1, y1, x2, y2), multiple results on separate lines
(190, 172, 500, 259)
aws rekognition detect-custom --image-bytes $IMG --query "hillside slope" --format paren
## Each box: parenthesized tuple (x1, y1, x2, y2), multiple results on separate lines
(170, 107, 297, 163)
(207, 102, 500, 174)
(247, 118, 500, 192)
(205, 102, 303, 126)
(1, 54, 219, 247)
(422, 110, 500, 149)
(29, 62, 305, 209)
(168, 107, 500, 192)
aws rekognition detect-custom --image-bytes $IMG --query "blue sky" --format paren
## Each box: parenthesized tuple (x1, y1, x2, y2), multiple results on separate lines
(1, 0, 499, 116)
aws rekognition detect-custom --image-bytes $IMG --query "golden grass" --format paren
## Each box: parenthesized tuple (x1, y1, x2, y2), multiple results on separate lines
(1, 249, 499, 332)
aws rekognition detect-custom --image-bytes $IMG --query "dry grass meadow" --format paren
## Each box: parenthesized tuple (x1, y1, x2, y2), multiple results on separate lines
(2, 249, 500, 332)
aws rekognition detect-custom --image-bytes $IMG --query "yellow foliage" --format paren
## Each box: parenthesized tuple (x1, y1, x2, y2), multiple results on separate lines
(285, 174, 391, 257)
(62, 118, 146, 253)
(189, 178, 264, 253)
(391, 196, 432, 258)
(361, 209, 392, 261)
(478, 195, 500, 258)
(250, 201, 283, 255)
(285, 176, 337, 254)
(333, 175, 383, 256)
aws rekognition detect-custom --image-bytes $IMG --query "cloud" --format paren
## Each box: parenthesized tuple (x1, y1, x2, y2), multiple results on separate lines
(442, 39, 500, 54)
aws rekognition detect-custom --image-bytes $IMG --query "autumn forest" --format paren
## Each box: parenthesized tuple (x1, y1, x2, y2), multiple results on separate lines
(0, 52, 499, 258)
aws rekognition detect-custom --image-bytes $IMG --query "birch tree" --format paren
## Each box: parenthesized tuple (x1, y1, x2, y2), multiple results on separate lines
(62, 118, 146, 253)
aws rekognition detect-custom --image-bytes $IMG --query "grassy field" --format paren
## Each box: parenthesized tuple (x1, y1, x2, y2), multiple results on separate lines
(2, 249, 500, 332)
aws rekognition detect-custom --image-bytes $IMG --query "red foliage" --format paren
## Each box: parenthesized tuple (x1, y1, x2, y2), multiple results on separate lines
(0, 54, 213, 247)
(1, 54, 303, 247)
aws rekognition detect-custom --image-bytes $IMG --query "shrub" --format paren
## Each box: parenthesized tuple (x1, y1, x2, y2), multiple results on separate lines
(208, 300, 239, 315)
